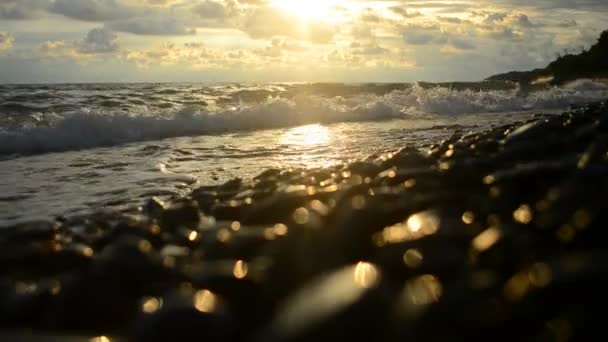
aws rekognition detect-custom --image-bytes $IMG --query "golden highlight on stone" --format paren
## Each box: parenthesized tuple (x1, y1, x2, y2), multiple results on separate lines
(513, 205, 533, 224)
(142, 297, 162, 314)
(188, 230, 198, 241)
(404, 274, 443, 305)
(472, 227, 501, 252)
(407, 211, 439, 235)
(483, 175, 496, 185)
(403, 249, 424, 268)
(404, 178, 417, 189)
(233, 260, 249, 279)
(231, 221, 242, 231)
(353, 262, 380, 288)
(374, 211, 440, 246)
(461, 211, 475, 225)
(194, 290, 217, 313)
(310, 200, 329, 216)
(274, 223, 289, 236)
(293, 207, 311, 224)
(82, 247, 94, 257)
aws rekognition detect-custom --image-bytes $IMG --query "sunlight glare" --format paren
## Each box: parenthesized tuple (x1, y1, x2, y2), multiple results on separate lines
(271, 0, 340, 21)
(281, 124, 330, 146)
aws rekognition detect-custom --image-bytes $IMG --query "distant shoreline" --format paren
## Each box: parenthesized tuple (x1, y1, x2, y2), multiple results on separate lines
(487, 30, 608, 85)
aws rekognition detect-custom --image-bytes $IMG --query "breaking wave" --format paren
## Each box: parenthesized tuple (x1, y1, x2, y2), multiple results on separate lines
(1, 80, 606, 156)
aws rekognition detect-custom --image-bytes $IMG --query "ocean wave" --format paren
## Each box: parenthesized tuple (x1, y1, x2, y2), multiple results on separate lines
(1, 80, 606, 156)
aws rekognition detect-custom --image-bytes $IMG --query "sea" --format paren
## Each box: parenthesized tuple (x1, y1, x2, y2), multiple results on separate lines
(1, 80, 607, 227)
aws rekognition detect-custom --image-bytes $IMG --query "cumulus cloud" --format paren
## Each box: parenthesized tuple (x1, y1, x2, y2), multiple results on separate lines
(41, 40, 92, 61)
(0, 32, 14, 53)
(80, 28, 118, 53)
(40, 27, 119, 61)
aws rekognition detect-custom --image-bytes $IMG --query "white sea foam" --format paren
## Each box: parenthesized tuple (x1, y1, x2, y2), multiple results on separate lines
(1, 80, 607, 156)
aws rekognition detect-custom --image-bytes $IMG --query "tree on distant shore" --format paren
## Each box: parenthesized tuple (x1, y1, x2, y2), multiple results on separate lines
(488, 30, 608, 84)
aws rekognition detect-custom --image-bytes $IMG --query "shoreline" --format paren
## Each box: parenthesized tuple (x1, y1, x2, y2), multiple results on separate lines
(1, 102, 608, 340)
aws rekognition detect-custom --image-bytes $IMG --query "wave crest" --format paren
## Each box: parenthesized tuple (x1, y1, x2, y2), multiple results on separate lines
(1, 80, 606, 156)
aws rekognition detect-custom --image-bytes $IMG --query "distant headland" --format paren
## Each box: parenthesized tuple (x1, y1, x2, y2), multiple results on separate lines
(487, 30, 608, 85)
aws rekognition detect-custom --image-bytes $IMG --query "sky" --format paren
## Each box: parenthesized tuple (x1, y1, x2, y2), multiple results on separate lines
(0, 0, 607, 83)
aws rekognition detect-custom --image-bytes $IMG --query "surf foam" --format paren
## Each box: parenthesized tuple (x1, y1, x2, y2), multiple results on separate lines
(1, 80, 606, 156)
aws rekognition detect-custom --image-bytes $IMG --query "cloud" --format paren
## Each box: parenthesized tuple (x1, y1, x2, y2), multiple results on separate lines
(106, 16, 196, 35)
(1, 0, 607, 82)
(194, 0, 227, 19)
(449, 37, 476, 50)
(402, 25, 444, 45)
(41, 41, 91, 61)
(0, 0, 50, 20)
(0, 32, 14, 53)
(80, 28, 118, 53)
(484, 12, 508, 24)
(40, 27, 119, 61)
(555, 19, 578, 28)
(123, 42, 259, 69)
(491, 0, 608, 11)
(515, 14, 540, 28)
(49, 0, 134, 21)
(350, 41, 389, 56)
(390, 6, 421, 18)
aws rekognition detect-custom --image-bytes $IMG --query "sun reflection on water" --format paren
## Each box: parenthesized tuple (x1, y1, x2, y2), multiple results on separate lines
(280, 124, 331, 146)
(276, 124, 340, 169)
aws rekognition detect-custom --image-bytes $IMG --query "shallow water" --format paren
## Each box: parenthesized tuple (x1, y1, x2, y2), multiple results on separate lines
(1, 81, 607, 226)
(0, 113, 542, 225)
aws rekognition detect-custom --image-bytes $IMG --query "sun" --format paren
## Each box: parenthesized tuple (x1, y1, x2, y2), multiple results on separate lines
(271, 0, 340, 21)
